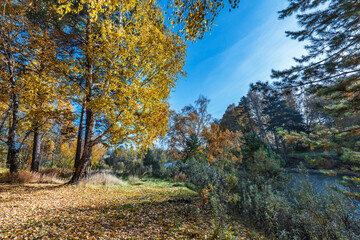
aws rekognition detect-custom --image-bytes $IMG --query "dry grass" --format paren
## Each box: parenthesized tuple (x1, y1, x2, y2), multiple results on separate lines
(79, 173, 127, 186)
(39, 168, 73, 179)
(0, 170, 66, 184)
(128, 175, 140, 181)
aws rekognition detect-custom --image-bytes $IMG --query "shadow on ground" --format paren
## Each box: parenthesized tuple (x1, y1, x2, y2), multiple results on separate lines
(0, 182, 225, 239)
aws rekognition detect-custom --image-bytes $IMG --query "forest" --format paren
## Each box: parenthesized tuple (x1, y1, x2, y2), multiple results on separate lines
(1, 0, 360, 239)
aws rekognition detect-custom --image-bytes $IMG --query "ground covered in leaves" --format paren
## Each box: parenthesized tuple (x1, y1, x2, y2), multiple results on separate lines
(0, 179, 260, 239)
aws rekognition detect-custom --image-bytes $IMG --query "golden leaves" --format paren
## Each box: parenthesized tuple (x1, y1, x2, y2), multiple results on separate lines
(204, 122, 242, 165)
(0, 181, 253, 239)
(56, 0, 186, 150)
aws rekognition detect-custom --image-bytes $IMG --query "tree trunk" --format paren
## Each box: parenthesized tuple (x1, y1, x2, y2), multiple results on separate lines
(0, 107, 10, 134)
(69, 107, 95, 183)
(7, 81, 19, 174)
(51, 154, 54, 168)
(74, 102, 86, 169)
(281, 140, 287, 161)
(23, 149, 31, 169)
(248, 94, 272, 150)
(274, 134, 280, 153)
(69, 14, 94, 184)
(31, 126, 41, 172)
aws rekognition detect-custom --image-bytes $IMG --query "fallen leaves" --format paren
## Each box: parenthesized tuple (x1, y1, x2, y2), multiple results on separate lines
(0, 181, 255, 239)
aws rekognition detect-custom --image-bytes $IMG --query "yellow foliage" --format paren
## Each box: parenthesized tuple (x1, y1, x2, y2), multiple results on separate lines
(92, 144, 107, 167)
(56, 0, 186, 152)
(204, 123, 242, 165)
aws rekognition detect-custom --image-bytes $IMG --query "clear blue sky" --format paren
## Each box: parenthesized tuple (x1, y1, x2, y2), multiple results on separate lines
(169, 0, 306, 120)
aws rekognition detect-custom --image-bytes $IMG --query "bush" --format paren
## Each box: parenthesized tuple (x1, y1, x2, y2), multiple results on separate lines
(305, 156, 334, 169)
(288, 180, 360, 239)
(79, 173, 126, 186)
(0, 170, 65, 184)
(243, 179, 360, 239)
(173, 129, 360, 239)
(160, 127, 360, 239)
(38, 168, 73, 179)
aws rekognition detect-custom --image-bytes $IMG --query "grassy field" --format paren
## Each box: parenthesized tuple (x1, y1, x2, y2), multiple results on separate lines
(0, 179, 260, 239)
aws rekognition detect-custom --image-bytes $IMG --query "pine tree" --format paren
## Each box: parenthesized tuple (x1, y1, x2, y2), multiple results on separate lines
(262, 95, 304, 154)
(219, 104, 242, 132)
(269, 0, 360, 156)
(263, 96, 304, 133)
(271, 0, 360, 124)
(268, 0, 360, 196)
(183, 133, 202, 162)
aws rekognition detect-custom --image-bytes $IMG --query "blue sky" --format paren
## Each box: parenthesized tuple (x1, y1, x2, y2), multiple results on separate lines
(169, 0, 306, 120)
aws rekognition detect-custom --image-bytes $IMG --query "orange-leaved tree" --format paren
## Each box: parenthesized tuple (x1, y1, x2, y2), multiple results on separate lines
(204, 122, 242, 166)
(166, 96, 212, 160)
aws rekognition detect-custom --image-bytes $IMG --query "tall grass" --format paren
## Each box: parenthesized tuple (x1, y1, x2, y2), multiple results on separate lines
(0, 170, 65, 184)
(79, 173, 127, 186)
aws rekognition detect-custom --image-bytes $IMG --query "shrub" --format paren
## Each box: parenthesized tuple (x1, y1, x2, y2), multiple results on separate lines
(231, 172, 360, 239)
(240, 147, 288, 190)
(79, 173, 126, 186)
(177, 137, 359, 239)
(38, 168, 73, 179)
(288, 180, 360, 239)
(0, 170, 65, 184)
(166, 129, 360, 239)
(305, 155, 334, 169)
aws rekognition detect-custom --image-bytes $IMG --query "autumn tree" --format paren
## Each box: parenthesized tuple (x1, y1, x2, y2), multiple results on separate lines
(247, 91, 270, 141)
(167, 0, 241, 40)
(53, 0, 186, 183)
(25, 32, 74, 172)
(0, 0, 74, 173)
(204, 122, 242, 165)
(220, 92, 275, 150)
(166, 96, 212, 159)
(0, 0, 58, 173)
(0, 0, 26, 173)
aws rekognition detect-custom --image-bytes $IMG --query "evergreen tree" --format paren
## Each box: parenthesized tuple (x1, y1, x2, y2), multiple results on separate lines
(271, 0, 360, 125)
(240, 125, 285, 187)
(268, 0, 360, 196)
(183, 133, 202, 162)
(263, 95, 305, 133)
(143, 149, 160, 175)
(262, 95, 304, 154)
(219, 104, 241, 132)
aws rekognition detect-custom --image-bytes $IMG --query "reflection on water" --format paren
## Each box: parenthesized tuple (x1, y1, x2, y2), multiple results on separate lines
(288, 170, 351, 193)
(288, 170, 360, 213)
